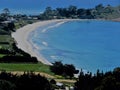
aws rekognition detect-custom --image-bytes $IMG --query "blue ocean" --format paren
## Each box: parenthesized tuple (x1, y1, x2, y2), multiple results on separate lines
(30, 20, 120, 73)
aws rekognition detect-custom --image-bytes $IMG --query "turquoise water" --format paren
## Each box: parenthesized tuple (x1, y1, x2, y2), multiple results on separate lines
(30, 20, 120, 73)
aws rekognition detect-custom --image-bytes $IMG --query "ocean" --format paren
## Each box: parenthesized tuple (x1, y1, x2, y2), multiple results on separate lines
(29, 20, 120, 73)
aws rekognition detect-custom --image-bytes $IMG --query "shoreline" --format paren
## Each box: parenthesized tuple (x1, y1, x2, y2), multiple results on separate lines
(111, 18, 120, 22)
(11, 18, 120, 66)
(12, 19, 76, 65)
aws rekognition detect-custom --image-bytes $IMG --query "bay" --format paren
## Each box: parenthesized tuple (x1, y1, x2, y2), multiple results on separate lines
(30, 20, 120, 73)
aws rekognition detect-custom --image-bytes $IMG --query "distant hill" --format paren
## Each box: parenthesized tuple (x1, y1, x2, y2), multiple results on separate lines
(39, 4, 120, 20)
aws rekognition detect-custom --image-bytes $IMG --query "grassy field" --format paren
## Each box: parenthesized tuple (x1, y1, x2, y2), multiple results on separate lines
(0, 35, 14, 49)
(0, 54, 5, 58)
(0, 63, 53, 75)
(0, 35, 13, 42)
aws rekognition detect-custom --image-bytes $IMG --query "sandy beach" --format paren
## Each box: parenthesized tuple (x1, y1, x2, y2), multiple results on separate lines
(12, 19, 74, 65)
(112, 18, 120, 22)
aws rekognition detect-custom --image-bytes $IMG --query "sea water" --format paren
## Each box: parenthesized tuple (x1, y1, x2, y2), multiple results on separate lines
(30, 20, 120, 73)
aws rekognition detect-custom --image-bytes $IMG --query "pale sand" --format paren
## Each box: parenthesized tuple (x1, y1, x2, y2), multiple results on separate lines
(112, 18, 120, 22)
(12, 19, 75, 65)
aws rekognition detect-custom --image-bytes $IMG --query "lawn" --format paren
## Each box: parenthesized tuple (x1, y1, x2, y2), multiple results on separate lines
(0, 63, 77, 84)
(0, 63, 53, 75)
(0, 35, 14, 49)
(0, 35, 13, 42)
(0, 54, 5, 58)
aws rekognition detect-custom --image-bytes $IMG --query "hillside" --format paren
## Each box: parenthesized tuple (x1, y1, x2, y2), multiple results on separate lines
(39, 4, 120, 20)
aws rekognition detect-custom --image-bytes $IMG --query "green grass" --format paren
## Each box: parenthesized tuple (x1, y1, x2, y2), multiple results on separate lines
(0, 63, 77, 85)
(0, 35, 14, 49)
(0, 54, 5, 58)
(0, 63, 53, 75)
(0, 35, 12, 42)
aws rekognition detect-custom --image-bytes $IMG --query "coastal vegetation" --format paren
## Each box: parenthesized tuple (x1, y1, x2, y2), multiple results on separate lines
(74, 67, 120, 90)
(0, 71, 51, 90)
(0, 67, 119, 90)
(39, 4, 120, 20)
(0, 8, 39, 63)
(50, 61, 79, 78)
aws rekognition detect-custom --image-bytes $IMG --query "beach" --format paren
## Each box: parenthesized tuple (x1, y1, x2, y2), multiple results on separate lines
(12, 19, 74, 65)
(112, 18, 120, 22)
(12, 19, 120, 72)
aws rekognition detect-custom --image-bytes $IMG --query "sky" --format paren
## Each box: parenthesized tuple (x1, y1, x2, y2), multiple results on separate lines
(0, 0, 120, 15)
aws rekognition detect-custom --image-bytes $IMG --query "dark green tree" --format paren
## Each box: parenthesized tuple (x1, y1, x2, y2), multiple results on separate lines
(95, 76, 117, 90)
(2, 8, 10, 19)
(50, 61, 64, 75)
(68, 5, 77, 18)
(0, 80, 15, 90)
(50, 61, 78, 78)
(8, 22, 15, 31)
(3, 8, 10, 15)
(63, 64, 78, 78)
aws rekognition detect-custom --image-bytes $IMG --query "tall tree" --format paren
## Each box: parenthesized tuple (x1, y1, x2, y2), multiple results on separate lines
(50, 61, 78, 78)
(68, 5, 77, 16)
(63, 64, 79, 78)
(2, 8, 10, 18)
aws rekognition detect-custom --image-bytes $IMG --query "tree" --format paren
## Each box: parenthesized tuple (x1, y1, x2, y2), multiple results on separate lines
(43, 7, 54, 19)
(16, 72, 51, 90)
(68, 5, 77, 17)
(113, 67, 120, 73)
(95, 4, 104, 11)
(0, 71, 52, 90)
(0, 80, 15, 90)
(104, 5, 114, 14)
(50, 61, 64, 75)
(77, 8, 87, 18)
(50, 61, 79, 78)
(63, 64, 79, 78)
(2, 8, 10, 18)
(8, 22, 15, 31)
(95, 76, 117, 90)
(39, 4, 120, 20)
(3, 8, 10, 15)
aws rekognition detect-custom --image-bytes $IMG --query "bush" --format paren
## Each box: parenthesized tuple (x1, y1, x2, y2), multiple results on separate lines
(50, 61, 79, 78)
(0, 56, 38, 63)
(0, 80, 15, 90)
(0, 71, 52, 90)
